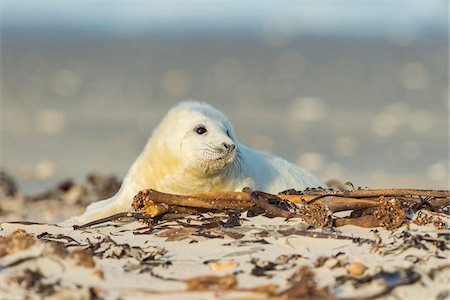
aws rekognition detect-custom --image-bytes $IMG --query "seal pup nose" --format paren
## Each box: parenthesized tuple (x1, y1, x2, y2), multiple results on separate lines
(222, 142, 236, 152)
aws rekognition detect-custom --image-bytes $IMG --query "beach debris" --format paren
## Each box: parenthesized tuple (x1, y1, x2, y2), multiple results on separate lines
(183, 273, 279, 296)
(0, 171, 18, 197)
(298, 202, 331, 228)
(0, 229, 37, 257)
(346, 262, 367, 276)
(413, 211, 447, 229)
(250, 256, 299, 278)
(374, 197, 407, 230)
(336, 268, 421, 299)
(28, 172, 121, 205)
(71, 248, 95, 268)
(243, 188, 294, 219)
(277, 266, 335, 299)
(126, 187, 449, 229)
(428, 263, 450, 280)
(13, 268, 56, 296)
(184, 274, 237, 291)
(209, 260, 238, 272)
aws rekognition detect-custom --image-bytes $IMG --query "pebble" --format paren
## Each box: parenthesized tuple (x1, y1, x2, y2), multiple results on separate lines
(347, 262, 367, 276)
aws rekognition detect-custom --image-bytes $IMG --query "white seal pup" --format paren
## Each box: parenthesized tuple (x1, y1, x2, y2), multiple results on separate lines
(71, 101, 324, 223)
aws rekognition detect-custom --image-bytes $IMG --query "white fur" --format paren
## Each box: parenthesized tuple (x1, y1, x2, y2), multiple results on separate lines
(69, 101, 324, 224)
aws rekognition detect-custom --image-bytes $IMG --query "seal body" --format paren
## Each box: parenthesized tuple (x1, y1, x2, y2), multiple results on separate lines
(72, 101, 324, 223)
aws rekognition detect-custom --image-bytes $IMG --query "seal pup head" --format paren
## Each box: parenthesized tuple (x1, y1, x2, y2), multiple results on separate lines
(153, 101, 242, 177)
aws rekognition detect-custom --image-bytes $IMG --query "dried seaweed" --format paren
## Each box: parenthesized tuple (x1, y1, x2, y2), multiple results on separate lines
(222, 212, 242, 228)
(277, 266, 335, 299)
(88, 236, 167, 261)
(413, 211, 447, 229)
(251, 259, 278, 277)
(336, 268, 421, 299)
(381, 231, 449, 256)
(185, 274, 237, 291)
(0, 229, 37, 257)
(250, 256, 298, 278)
(374, 197, 407, 230)
(278, 227, 376, 245)
(299, 202, 331, 228)
(37, 232, 81, 245)
(13, 268, 57, 296)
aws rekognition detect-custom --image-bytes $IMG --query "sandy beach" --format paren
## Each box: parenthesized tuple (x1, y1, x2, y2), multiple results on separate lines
(0, 173, 449, 299)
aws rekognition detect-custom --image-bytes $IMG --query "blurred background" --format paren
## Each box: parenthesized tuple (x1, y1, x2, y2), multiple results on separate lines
(1, 0, 449, 194)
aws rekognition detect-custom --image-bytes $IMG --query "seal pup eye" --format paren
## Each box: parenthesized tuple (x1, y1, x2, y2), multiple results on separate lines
(194, 125, 207, 135)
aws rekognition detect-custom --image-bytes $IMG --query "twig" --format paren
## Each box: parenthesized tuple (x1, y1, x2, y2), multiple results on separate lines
(73, 212, 153, 230)
(300, 189, 450, 199)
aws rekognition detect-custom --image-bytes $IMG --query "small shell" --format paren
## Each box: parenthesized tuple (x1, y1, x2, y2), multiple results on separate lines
(347, 262, 367, 276)
(210, 260, 238, 272)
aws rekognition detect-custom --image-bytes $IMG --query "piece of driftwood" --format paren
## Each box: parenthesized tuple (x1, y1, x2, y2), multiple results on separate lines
(334, 215, 380, 228)
(74, 188, 449, 230)
(134, 189, 254, 210)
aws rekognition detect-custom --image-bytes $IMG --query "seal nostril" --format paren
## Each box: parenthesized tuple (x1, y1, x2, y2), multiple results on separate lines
(222, 143, 236, 152)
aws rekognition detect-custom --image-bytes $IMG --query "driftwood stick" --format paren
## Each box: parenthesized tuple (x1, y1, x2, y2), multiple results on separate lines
(73, 212, 153, 230)
(279, 194, 448, 204)
(326, 201, 378, 213)
(136, 189, 253, 210)
(334, 215, 380, 228)
(299, 189, 450, 199)
(192, 192, 448, 207)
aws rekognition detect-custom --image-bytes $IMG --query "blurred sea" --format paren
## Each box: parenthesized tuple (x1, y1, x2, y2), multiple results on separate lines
(1, 3, 449, 193)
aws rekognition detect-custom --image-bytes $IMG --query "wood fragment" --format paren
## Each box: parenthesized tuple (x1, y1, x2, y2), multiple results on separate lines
(334, 215, 380, 228)
(135, 189, 253, 210)
(73, 212, 153, 230)
(337, 188, 449, 198)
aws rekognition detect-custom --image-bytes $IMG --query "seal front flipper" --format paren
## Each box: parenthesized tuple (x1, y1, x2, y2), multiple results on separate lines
(72, 192, 133, 224)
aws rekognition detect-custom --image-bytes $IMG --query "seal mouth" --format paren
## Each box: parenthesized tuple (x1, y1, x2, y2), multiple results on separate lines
(211, 146, 237, 163)
(194, 146, 237, 175)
